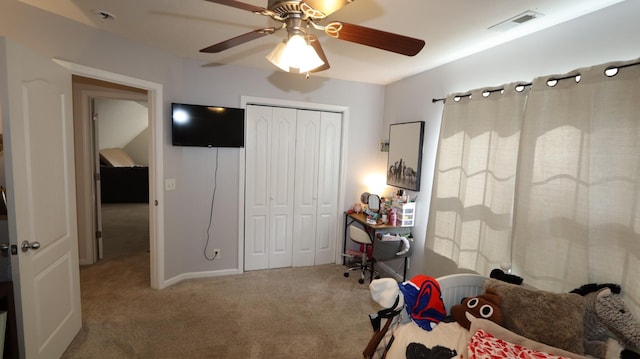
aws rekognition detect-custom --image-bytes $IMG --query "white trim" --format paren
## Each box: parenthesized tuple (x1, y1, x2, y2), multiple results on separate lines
(164, 269, 241, 287)
(336, 108, 350, 264)
(239, 96, 349, 271)
(241, 96, 348, 113)
(237, 146, 245, 274)
(53, 59, 166, 290)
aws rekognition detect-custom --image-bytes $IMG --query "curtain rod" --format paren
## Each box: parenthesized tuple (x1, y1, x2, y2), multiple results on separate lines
(432, 59, 640, 104)
(432, 84, 531, 104)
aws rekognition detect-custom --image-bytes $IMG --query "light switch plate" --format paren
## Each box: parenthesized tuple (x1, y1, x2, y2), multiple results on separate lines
(165, 178, 176, 191)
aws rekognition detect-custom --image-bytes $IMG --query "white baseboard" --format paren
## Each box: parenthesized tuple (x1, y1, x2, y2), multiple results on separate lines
(163, 268, 240, 288)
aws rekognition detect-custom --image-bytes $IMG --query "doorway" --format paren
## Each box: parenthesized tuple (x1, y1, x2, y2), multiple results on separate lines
(58, 59, 166, 290)
(73, 76, 150, 264)
(93, 97, 150, 260)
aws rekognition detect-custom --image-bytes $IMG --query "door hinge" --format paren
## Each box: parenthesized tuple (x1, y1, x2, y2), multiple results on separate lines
(94, 172, 101, 181)
(96, 230, 102, 239)
(92, 112, 98, 121)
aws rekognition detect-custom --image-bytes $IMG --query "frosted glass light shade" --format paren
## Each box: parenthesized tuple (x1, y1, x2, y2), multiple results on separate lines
(266, 34, 325, 73)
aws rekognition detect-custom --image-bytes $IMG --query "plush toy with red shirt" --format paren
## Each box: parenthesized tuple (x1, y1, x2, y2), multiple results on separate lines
(370, 275, 447, 332)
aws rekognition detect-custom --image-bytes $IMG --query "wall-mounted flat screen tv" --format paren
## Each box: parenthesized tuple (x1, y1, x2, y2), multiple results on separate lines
(171, 103, 245, 148)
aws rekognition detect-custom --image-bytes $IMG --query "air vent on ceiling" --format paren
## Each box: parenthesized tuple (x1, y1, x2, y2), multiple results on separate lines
(489, 10, 543, 32)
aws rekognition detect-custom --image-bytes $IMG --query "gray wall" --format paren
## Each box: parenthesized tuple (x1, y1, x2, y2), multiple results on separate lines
(2, 0, 637, 283)
(163, 61, 385, 277)
(0, 1, 385, 281)
(384, 0, 640, 279)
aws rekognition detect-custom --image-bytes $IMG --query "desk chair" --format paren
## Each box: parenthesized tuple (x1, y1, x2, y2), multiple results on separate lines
(343, 225, 377, 284)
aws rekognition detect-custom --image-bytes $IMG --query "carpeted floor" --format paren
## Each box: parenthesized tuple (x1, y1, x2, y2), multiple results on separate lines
(100, 202, 149, 260)
(62, 251, 380, 358)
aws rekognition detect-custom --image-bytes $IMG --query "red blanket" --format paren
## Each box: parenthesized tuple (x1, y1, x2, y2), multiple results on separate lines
(469, 329, 573, 359)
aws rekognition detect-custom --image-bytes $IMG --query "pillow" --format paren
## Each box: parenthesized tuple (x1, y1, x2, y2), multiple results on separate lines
(469, 317, 586, 359)
(483, 279, 585, 355)
(100, 148, 137, 167)
(469, 328, 575, 359)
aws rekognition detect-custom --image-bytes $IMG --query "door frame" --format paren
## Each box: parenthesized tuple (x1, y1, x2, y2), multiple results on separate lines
(54, 59, 165, 289)
(239, 96, 350, 273)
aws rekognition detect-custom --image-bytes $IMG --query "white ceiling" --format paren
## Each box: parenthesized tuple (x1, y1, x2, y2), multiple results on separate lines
(19, 0, 625, 84)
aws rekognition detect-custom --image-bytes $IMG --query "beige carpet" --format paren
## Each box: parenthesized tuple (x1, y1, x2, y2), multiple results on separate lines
(62, 252, 380, 358)
(100, 203, 149, 260)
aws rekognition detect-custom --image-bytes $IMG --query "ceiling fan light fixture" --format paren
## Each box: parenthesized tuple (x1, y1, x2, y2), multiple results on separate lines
(266, 34, 325, 74)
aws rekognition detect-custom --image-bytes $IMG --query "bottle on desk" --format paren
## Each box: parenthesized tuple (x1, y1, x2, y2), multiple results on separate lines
(389, 208, 397, 226)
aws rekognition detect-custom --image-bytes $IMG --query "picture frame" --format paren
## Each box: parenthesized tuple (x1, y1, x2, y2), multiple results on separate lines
(386, 121, 425, 191)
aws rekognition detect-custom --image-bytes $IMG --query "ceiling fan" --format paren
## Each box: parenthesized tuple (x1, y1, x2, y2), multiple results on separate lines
(199, 0, 426, 74)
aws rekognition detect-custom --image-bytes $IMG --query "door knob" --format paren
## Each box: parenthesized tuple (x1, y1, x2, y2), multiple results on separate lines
(21, 240, 41, 252)
(0, 243, 9, 252)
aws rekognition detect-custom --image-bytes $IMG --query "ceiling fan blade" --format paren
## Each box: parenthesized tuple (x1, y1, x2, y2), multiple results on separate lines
(204, 0, 270, 14)
(307, 34, 330, 72)
(200, 28, 277, 53)
(301, 0, 355, 18)
(326, 22, 425, 56)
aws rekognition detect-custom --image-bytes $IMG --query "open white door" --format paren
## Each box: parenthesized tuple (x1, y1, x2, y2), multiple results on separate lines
(0, 38, 82, 358)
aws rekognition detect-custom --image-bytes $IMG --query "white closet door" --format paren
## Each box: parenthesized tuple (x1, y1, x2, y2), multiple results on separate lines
(292, 110, 321, 266)
(244, 105, 272, 270)
(245, 105, 341, 270)
(267, 107, 297, 268)
(315, 112, 342, 264)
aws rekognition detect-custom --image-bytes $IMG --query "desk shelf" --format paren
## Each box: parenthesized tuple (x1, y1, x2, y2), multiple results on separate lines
(393, 202, 415, 227)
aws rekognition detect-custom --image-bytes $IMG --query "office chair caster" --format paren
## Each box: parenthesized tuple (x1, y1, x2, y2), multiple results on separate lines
(359, 278, 365, 284)
(344, 272, 349, 278)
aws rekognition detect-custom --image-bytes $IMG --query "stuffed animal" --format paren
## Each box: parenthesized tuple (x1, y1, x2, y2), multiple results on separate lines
(398, 275, 447, 331)
(366, 276, 447, 359)
(369, 275, 447, 332)
(450, 289, 504, 330)
(571, 283, 640, 359)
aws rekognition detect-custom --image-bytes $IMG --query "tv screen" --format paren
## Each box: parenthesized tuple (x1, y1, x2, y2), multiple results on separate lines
(171, 103, 245, 148)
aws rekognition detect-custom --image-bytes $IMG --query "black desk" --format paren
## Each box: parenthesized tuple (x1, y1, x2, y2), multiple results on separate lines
(343, 212, 413, 281)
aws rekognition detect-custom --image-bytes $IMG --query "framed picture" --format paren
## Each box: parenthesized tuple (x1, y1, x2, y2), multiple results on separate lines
(387, 121, 425, 191)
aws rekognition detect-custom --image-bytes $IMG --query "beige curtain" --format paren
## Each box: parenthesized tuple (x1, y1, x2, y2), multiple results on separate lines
(429, 58, 640, 316)
(512, 60, 640, 316)
(427, 84, 529, 275)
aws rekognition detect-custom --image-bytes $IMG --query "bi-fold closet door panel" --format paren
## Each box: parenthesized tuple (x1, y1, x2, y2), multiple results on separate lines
(245, 105, 297, 270)
(292, 110, 321, 266)
(245, 105, 341, 270)
(314, 111, 341, 265)
(293, 110, 342, 266)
